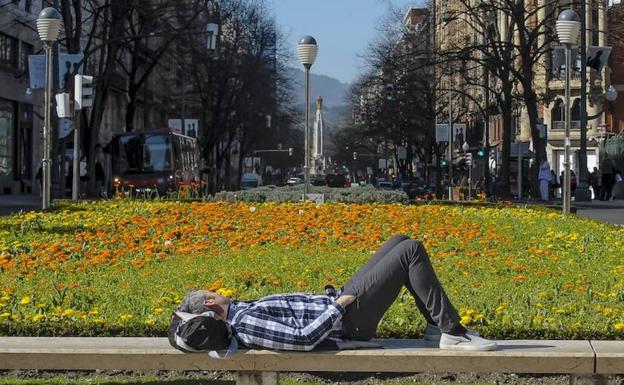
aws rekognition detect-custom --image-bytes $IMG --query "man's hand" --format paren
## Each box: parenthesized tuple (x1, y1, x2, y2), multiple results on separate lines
(335, 295, 356, 308)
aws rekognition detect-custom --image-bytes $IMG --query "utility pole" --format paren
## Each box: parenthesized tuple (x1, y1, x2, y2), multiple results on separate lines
(576, 0, 591, 201)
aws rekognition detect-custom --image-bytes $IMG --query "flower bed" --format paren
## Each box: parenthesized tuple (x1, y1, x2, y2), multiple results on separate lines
(0, 200, 623, 339)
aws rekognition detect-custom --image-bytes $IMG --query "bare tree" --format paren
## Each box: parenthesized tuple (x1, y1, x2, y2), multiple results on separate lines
(178, 0, 294, 192)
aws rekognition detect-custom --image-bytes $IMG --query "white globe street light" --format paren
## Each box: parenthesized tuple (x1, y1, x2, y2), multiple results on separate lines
(556, 9, 580, 215)
(605, 85, 618, 102)
(297, 36, 318, 199)
(37, 7, 62, 211)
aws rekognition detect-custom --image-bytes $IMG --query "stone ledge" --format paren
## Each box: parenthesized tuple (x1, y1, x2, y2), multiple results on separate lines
(590, 341, 624, 374)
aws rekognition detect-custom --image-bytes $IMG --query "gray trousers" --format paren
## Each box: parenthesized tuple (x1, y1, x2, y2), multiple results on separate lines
(341, 235, 462, 340)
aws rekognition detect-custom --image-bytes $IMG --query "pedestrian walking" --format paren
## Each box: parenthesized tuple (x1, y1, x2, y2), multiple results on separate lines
(590, 167, 601, 200)
(600, 157, 616, 201)
(538, 160, 552, 201)
(550, 170, 559, 199)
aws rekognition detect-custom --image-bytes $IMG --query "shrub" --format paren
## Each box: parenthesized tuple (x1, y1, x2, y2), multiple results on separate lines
(210, 185, 409, 204)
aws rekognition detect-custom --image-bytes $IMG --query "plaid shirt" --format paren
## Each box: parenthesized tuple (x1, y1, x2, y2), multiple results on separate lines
(227, 293, 346, 351)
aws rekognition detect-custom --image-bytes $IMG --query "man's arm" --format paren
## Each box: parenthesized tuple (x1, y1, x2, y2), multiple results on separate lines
(234, 301, 349, 351)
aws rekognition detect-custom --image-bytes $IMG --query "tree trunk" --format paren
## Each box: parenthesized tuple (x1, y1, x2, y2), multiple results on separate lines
(125, 84, 138, 132)
(523, 85, 545, 199)
(87, 0, 126, 197)
(498, 99, 513, 199)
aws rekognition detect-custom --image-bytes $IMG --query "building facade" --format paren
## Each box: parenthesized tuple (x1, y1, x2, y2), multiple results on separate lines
(0, 0, 42, 195)
(433, 0, 622, 187)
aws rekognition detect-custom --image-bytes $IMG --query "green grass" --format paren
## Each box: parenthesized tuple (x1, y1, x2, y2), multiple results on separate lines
(1, 200, 623, 339)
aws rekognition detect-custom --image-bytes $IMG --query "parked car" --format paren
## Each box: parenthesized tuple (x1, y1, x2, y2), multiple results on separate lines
(325, 174, 349, 188)
(376, 181, 394, 190)
(401, 178, 435, 199)
(311, 175, 326, 186)
(240, 173, 262, 190)
(286, 177, 304, 186)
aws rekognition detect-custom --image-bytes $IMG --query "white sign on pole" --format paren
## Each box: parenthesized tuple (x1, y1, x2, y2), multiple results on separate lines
(168, 119, 182, 134)
(168, 119, 199, 137)
(436, 124, 449, 143)
(378, 159, 387, 169)
(28, 55, 45, 89)
(453, 124, 467, 146)
(28, 53, 85, 90)
(510, 142, 531, 157)
(183, 119, 199, 137)
(58, 118, 72, 139)
(397, 146, 407, 160)
(59, 54, 84, 91)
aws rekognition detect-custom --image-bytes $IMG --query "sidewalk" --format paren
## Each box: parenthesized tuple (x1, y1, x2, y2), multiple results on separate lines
(513, 198, 624, 225)
(0, 194, 41, 216)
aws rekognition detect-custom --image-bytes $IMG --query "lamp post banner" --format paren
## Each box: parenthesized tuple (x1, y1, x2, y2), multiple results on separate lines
(28, 53, 84, 90)
(436, 124, 449, 142)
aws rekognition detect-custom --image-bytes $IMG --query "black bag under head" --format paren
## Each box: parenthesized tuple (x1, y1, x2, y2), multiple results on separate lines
(169, 312, 231, 352)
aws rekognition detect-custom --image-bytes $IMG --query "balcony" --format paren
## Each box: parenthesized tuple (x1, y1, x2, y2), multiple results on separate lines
(551, 121, 581, 130)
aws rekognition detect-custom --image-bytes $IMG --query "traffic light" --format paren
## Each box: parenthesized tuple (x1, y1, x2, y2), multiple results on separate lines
(464, 153, 473, 166)
(477, 147, 485, 157)
(441, 159, 448, 166)
(385, 83, 395, 101)
(74, 74, 94, 110)
(353, 152, 357, 160)
(288, 147, 293, 156)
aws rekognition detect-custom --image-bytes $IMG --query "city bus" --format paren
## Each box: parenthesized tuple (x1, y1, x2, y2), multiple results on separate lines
(110, 130, 200, 195)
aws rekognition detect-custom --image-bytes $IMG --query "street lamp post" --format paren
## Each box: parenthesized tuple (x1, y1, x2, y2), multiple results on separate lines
(576, 0, 591, 202)
(36, 8, 62, 211)
(440, 11, 455, 201)
(556, 9, 581, 215)
(297, 36, 318, 199)
(462, 141, 471, 199)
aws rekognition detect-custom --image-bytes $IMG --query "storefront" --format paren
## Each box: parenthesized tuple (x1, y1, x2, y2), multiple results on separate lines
(0, 97, 34, 195)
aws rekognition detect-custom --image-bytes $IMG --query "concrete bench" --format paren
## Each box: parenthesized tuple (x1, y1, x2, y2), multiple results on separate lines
(0, 338, 622, 385)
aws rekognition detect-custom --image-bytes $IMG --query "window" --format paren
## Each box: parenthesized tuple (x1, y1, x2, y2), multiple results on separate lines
(0, 33, 19, 72)
(592, 7, 600, 45)
(0, 99, 15, 177)
(20, 42, 32, 74)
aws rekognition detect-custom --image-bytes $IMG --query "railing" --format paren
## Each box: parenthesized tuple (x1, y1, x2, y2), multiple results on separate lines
(551, 121, 581, 130)
(550, 70, 582, 81)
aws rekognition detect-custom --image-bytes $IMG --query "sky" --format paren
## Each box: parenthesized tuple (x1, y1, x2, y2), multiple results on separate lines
(269, 0, 419, 84)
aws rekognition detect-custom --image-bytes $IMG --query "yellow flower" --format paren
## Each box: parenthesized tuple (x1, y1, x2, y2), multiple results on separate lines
(19, 296, 31, 305)
(217, 288, 235, 297)
(461, 315, 472, 325)
(32, 314, 44, 322)
(144, 318, 155, 326)
(62, 309, 75, 317)
(0, 312, 10, 318)
(154, 308, 164, 314)
(89, 308, 99, 315)
(614, 322, 624, 331)
(119, 314, 133, 322)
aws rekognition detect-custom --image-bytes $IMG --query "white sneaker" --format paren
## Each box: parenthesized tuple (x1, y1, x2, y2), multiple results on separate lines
(423, 324, 480, 342)
(439, 333, 498, 351)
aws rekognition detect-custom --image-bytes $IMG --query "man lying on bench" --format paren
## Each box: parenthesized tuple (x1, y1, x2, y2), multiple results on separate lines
(169, 235, 497, 356)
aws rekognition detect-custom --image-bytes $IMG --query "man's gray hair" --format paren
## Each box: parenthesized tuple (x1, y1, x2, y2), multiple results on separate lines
(178, 290, 209, 314)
